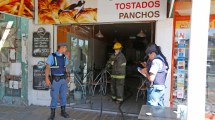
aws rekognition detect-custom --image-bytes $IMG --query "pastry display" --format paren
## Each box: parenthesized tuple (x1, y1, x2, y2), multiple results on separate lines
(38, 0, 97, 24)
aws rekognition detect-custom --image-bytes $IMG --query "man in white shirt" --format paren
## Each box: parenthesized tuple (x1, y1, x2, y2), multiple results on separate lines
(140, 44, 168, 107)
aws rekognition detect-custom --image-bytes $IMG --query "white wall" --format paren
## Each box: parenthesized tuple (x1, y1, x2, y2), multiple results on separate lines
(28, 20, 54, 106)
(155, 18, 173, 107)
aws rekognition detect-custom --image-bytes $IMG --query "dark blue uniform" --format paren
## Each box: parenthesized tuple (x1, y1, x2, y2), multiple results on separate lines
(46, 52, 69, 108)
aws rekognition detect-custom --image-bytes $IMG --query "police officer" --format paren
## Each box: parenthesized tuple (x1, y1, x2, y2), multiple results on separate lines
(45, 42, 70, 120)
(140, 44, 169, 107)
(106, 42, 126, 104)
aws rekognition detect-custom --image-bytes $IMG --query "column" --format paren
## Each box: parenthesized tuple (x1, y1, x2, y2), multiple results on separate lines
(187, 0, 211, 120)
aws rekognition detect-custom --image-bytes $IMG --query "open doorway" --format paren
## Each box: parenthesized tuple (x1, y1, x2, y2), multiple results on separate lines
(57, 22, 155, 115)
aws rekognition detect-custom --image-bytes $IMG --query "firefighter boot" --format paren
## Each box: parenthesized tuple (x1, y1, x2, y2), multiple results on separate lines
(48, 108, 55, 120)
(61, 106, 70, 118)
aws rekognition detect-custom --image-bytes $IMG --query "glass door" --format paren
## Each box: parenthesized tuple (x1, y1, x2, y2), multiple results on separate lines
(68, 36, 91, 106)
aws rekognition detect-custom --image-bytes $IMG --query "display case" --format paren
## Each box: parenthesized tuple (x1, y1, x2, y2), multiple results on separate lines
(172, 20, 190, 107)
(172, 18, 215, 112)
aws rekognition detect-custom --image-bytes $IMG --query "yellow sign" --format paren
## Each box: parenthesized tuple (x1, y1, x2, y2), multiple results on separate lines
(177, 20, 215, 29)
(176, 20, 190, 29)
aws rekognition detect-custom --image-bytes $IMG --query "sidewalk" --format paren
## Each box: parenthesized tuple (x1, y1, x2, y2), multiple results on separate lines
(0, 105, 138, 120)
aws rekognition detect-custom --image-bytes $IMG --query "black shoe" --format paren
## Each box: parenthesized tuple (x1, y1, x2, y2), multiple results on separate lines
(48, 108, 55, 120)
(61, 106, 70, 118)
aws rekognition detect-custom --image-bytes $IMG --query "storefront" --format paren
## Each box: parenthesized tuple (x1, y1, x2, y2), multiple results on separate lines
(0, 0, 174, 108)
(33, 1, 176, 115)
(0, 0, 175, 116)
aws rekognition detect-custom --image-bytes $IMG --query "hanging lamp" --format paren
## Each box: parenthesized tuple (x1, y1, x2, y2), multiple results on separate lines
(137, 29, 146, 38)
(95, 25, 104, 38)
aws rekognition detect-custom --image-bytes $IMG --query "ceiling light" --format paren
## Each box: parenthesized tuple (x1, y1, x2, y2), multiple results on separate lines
(137, 29, 146, 38)
(95, 26, 104, 38)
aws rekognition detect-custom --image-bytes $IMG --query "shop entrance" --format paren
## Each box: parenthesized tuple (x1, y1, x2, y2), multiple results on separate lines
(57, 22, 155, 115)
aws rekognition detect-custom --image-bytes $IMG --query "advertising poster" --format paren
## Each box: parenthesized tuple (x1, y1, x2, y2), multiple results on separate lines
(36, 0, 97, 24)
(177, 61, 185, 71)
(0, 0, 34, 18)
(35, 0, 167, 24)
(177, 87, 184, 99)
(177, 47, 186, 58)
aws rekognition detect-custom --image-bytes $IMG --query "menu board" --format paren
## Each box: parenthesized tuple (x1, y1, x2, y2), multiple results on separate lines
(32, 27, 50, 57)
(33, 65, 48, 90)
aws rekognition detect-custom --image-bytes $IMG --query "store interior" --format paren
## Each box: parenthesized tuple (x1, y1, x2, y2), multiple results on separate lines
(57, 22, 155, 114)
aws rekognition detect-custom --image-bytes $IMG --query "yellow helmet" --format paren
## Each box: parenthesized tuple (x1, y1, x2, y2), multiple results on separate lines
(113, 42, 122, 49)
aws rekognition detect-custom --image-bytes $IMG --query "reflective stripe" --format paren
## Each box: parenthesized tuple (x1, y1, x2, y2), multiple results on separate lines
(111, 75, 125, 79)
(121, 63, 126, 66)
(64, 54, 66, 67)
(117, 98, 123, 101)
(64, 56, 66, 64)
(54, 56, 57, 66)
(50, 66, 60, 68)
(112, 96, 116, 99)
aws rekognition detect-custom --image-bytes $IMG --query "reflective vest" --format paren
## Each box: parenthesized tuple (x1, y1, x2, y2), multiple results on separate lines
(153, 55, 168, 85)
(50, 53, 66, 75)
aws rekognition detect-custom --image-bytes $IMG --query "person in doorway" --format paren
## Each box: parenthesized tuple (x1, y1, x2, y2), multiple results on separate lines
(106, 42, 126, 104)
(139, 44, 169, 107)
(45, 42, 70, 120)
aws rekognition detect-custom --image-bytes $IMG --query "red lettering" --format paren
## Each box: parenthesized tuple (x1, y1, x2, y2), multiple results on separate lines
(179, 33, 185, 38)
(116, 1, 160, 10)
(120, 3, 125, 9)
(155, 11, 160, 17)
(155, 1, 160, 7)
(136, 2, 141, 9)
(131, 2, 136, 9)
(115, 3, 119, 10)
(148, 1, 154, 8)
(142, 2, 148, 8)
(126, 3, 131, 9)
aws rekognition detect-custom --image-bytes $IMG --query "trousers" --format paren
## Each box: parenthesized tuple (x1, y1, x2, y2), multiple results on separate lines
(146, 85, 165, 107)
(111, 78, 125, 101)
(50, 79, 67, 108)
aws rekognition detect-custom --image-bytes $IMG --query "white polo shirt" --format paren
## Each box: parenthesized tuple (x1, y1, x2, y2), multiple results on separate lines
(149, 59, 164, 81)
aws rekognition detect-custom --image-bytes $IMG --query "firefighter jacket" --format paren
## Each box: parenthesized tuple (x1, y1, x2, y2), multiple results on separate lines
(107, 52, 126, 79)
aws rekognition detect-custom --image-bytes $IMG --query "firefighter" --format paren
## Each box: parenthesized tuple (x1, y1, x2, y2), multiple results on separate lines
(106, 42, 126, 104)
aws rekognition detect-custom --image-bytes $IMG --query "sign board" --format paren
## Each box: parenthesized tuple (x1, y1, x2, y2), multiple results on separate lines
(33, 65, 48, 90)
(35, 0, 167, 24)
(32, 27, 50, 57)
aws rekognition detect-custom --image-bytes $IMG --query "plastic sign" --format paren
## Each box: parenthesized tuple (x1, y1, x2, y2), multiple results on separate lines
(35, 0, 167, 24)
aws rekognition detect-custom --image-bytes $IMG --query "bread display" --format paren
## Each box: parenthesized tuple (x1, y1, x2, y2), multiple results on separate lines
(38, 0, 97, 24)
(0, 0, 34, 18)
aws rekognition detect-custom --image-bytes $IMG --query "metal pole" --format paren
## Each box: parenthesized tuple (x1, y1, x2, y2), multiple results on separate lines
(187, 0, 211, 120)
